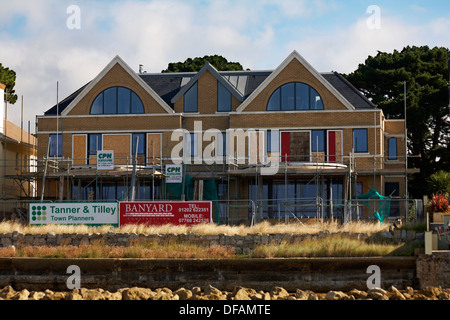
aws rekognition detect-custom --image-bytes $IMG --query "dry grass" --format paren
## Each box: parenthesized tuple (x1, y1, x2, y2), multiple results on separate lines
(251, 235, 402, 258)
(0, 239, 236, 259)
(0, 220, 388, 236)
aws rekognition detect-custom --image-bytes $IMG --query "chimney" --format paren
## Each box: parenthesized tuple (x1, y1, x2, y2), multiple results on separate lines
(139, 64, 143, 73)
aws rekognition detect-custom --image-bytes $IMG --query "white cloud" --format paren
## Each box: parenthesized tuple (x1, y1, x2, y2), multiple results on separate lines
(0, 0, 448, 134)
(286, 15, 449, 74)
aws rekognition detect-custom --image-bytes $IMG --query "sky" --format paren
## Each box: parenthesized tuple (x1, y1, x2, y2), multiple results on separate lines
(0, 0, 449, 133)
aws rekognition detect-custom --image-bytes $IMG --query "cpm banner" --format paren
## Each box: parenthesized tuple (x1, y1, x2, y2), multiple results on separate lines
(119, 201, 212, 226)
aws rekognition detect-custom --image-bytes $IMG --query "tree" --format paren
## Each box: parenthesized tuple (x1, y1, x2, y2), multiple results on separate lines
(0, 63, 18, 104)
(427, 170, 450, 196)
(162, 55, 245, 73)
(344, 46, 449, 198)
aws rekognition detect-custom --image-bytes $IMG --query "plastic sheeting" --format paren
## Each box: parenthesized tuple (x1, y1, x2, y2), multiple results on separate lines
(164, 174, 220, 223)
(357, 189, 391, 223)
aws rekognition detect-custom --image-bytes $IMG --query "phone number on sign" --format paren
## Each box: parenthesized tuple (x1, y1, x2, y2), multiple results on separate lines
(178, 217, 210, 224)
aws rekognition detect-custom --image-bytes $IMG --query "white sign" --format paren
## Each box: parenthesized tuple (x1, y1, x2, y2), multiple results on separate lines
(165, 164, 183, 183)
(29, 202, 118, 226)
(97, 150, 114, 170)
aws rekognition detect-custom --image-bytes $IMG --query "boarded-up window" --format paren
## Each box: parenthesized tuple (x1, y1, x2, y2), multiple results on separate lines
(72, 134, 86, 165)
(281, 131, 310, 162)
(248, 130, 265, 164)
(103, 134, 131, 165)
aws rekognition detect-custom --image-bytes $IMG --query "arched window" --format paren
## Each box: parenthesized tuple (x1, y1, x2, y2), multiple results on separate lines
(267, 82, 324, 111)
(90, 86, 144, 114)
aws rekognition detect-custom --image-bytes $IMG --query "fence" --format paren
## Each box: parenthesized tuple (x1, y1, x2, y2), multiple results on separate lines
(0, 197, 424, 227)
(213, 197, 423, 226)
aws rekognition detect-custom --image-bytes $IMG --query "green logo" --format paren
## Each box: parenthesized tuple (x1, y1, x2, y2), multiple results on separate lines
(31, 205, 47, 221)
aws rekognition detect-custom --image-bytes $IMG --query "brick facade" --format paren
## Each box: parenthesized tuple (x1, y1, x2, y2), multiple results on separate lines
(35, 52, 411, 222)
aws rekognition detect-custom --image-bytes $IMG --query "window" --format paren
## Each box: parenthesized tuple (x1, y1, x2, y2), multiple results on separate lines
(311, 130, 325, 152)
(90, 86, 144, 114)
(267, 130, 280, 153)
(184, 82, 198, 113)
(88, 134, 102, 156)
(217, 81, 231, 112)
(117, 87, 131, 114)
(217, 132, 227, 157)
(353, 129, 368, 153)
(189, 133, 198, 157)
(267, 82, 324, 111)
(388, 137, 397, 160)
(49, 134, 62, 157)
(281, 131, 310, 162)
(132, 133, 145, 155)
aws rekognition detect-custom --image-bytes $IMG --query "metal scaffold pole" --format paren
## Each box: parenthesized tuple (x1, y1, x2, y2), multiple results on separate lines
(40, 137, 51, 202)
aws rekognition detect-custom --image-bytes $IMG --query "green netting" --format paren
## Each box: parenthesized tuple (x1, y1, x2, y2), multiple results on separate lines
(356, 189, 391, 223)
(163, 174, 220, 224)
(202, 179, 220, 224)
(164, 174, 194, 200)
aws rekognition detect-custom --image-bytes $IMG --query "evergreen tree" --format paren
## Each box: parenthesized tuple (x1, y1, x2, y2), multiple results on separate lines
(0, 63, 18, 104)
(344, 46, 449, 197)
(162, 55, 245, 73)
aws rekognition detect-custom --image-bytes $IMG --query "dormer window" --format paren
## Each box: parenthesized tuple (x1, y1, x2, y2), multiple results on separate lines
(267, 82, 324, 111)
(217, 81, 232, 112)
(90, 86, 144, 114)
(184, 82, 198, 113)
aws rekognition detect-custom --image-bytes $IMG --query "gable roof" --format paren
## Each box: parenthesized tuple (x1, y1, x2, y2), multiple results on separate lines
(43, 53, 377, 116)
(170, 61, 245, 104)
(235, 50, 356, 112)
(60, 55, 174, 116)
(321, 72, 377, 109)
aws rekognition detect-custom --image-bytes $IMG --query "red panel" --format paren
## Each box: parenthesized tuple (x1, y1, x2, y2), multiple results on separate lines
(281, 132, 290, 162)
(328, 131, 336, 162)
(119, 201, 212, 226)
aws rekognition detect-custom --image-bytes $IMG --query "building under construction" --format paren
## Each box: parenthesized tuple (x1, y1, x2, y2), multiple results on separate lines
(28, 51, 419, 225)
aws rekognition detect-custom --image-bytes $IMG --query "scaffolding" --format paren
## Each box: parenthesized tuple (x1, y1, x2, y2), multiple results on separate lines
(2, 145, 420, 226)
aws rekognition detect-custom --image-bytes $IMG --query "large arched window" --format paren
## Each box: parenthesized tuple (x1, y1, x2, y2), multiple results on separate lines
(267, 82, 324, 111)
(90, 86, 144, 114)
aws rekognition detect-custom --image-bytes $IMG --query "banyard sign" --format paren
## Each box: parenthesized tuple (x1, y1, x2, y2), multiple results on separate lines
(97, 150, 114, 170)
(119, 201, 212, 226)
(165, 164, 183, 183)
(29, 202, 118, 226)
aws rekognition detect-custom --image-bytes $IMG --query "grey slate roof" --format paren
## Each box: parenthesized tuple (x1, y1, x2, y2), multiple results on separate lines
(44, 69, 376, 115)
(321, 72, 377, 109)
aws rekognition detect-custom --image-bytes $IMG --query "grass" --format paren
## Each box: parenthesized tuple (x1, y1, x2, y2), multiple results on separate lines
(0, 220, 409, 258)
(250, 235, 404, 258)
(0, 239, 236, 259)
(0, 220, 389, 236)
(0, 234, 417, 259)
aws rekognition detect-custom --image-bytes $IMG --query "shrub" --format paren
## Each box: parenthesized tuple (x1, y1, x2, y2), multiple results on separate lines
(427, 170, 450, 196)
(428, 194, 449, 214)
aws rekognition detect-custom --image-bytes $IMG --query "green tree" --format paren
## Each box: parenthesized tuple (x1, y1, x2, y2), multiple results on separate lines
(0, 63, 18, 104)
(162, 55, 245, 73)
(427, 170, 450, 196)
(344, 46, 449, 198)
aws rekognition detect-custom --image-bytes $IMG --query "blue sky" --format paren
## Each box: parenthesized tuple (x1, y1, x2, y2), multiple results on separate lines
(0, 0, 449, 130)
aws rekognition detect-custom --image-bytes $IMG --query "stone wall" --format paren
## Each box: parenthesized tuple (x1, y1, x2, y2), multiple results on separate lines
(416, 252, 450, 288)
(0, 256, 417, 292)
(0, 230, 424, 254)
